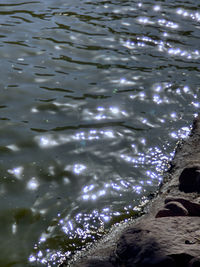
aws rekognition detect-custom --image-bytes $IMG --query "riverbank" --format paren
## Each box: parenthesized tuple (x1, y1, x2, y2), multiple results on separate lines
(63, 115, 200, 266)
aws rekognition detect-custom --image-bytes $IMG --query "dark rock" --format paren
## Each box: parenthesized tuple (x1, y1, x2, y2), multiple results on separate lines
(116, 228, 154, 263)
(179, 167, 200, 193)
(74, 259, 114, 267)
(165, 197, 200, 216)
(165, 201, 188, 214)
(169, 253, 193, 267)
(140, 256, 175, 267)
(156, 208, 181, 218)
(185, 240, 195, 245)
(156, 201, 188, 218)
(188, 257, 200, 267)
(115, 217, 200, 266)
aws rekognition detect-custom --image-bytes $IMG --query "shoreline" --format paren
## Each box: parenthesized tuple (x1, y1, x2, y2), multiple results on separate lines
(62, 115, 200, 267)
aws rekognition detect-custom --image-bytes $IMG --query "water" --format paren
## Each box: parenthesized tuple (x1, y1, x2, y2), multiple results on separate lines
(0, 0, 200, 266)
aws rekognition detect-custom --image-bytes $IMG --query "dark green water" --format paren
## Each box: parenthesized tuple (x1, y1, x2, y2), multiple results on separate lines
(0, 0, 200, 266)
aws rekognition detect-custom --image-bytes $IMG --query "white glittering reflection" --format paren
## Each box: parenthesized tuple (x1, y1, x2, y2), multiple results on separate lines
(167, 47, 199, 59)
(74, 129, 117, 141)
(170, 126, 191, 139)
(73, 164, 86, 175)
(8, 166, 24, 180)
(153, 94, 163, 105)
(177, 8, 200, 22)
(81, 176, 148, 203)
(120, 32, 199, 60)
(29, 255, 36, 263)
(82, 105, 128, 122)
(110, 106, 119, 114)
(34, 135, 59, 148)
(34, 128, 118, 149)
(121, 145, 172, 184)
(112, 6, 136, 14)
(63, 163, 87, 176)
(31, 107, 39, 113)
(158, 19, 179, 29)
(17, 57, 24, 62)
(12, 222, 17, 234)
(153, 5, 161, 12)
(6, 144, 20, 152)
(30, 192, 151, 265)
(34, 78, 51, 83)
(26, 177, 39, 191)
(137, 17, 154, 25)
(112, 77, 137, 86)
(29, 249, 68, 266)
(192, 102, 200, 108)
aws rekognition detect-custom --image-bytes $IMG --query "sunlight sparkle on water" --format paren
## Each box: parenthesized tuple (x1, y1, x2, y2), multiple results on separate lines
(83, 195, 90, 200)
(138, 17, 154, 25)
(158, 19, 179, 29)
(97, 107, 104, 111)
(12, 223, 17, 234)
(8, 166, 24, 180)
(73, 164, 86, 175)
(6, 144, 20, 151)
(29, 255, 36, 263)
(153, 5, 161, 11)
(183, 86, 190, 93)
(91, 194, 97, 200)
(26, 177, 39, 190)
(104, 130, 114, 138)
(133, 185, 142, 194)
(177, 8, 200, 22)
(122, 40, 135, 49)
(167, 47, 200, 59)
(192, 102, 200, 108)
(170, 112, 177, 119)
(35, 135, 58, 148)
(110, 107, 119, 114)
(31, 107, 39, 113)
(83, 184, 95, 193)
(100, 214, 110, 222)
(153, 94, 162, 104)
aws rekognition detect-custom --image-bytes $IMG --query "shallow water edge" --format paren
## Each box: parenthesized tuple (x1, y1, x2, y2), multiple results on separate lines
(66, 114, 200, 266)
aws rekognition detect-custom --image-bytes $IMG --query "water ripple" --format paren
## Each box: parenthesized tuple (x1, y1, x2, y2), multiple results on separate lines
(0, 0, 200, 266)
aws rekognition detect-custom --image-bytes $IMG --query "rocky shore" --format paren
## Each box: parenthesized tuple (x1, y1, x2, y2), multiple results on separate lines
(63, 115, 200, 267)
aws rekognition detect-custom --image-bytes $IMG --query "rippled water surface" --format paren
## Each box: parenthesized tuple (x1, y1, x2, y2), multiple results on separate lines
(0, 0, 200, 266)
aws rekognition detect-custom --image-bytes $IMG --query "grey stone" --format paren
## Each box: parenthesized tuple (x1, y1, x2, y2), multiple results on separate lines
(141, 256, 175, 267)
(188, 257, 200, 267)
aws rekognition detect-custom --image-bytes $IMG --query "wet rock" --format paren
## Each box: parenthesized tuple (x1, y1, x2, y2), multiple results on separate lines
(156, 201, 188, 218)
(116, 228, 154, 263)
(140, 256, 175, 267)
(169, 253, 193, 267)
(179, 167, 200, 193)
(80, 259, 114, 267)
(115, 217, 200, 266)
(165, 197, 200, 216)
(156, 208, 183, 218)
(188, 257, 200, 267)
